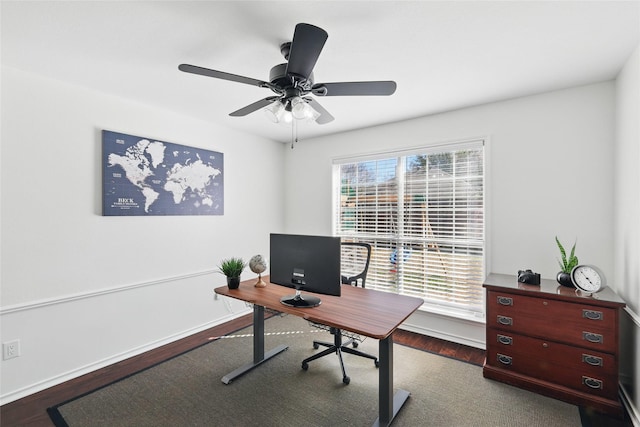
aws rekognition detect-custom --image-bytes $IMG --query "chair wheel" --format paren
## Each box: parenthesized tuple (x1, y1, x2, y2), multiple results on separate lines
(302, 361, 308, 370)
(374, 360, 380, 368)
(313, 343, 319, 349)
(343, 376, 350, 385)
(352, 342, 359, 348)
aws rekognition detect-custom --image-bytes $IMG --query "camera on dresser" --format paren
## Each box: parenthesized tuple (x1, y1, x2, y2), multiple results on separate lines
(482, 273, 626, 418)
(517, 269, 540, 285)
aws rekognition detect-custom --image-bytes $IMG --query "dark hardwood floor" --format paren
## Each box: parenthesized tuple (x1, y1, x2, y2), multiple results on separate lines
(0, 314, 630, 426)
(1, 314, 254, 426)
(393, 328, 486, 366)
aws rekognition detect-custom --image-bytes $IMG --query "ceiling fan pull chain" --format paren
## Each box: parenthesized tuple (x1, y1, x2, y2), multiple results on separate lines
(291, 118, 298, 149)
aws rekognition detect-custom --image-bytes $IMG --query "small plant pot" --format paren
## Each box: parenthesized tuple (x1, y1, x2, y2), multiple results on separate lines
(556, 272, 573, 287)
(227, 276, 241, 289)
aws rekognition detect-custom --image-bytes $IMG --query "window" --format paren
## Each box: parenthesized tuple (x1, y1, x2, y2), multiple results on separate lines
(333, 139, 485, 319)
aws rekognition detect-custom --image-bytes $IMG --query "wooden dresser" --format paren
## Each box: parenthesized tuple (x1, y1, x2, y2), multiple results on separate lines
(483, 273, 626, 417)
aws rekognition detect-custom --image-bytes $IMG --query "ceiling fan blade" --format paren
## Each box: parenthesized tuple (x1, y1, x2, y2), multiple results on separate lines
(229, 97, 279, 117)
(312, 81, 397, 96)
(285, 23, 328, 80)
(306, 98, 334, 124)
(179, 64, 269, 88)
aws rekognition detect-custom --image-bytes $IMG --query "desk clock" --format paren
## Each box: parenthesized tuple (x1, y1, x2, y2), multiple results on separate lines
(571, 265, 606, 294)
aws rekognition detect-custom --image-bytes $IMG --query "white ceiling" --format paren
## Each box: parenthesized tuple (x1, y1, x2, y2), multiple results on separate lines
(2, 1, 639, 143)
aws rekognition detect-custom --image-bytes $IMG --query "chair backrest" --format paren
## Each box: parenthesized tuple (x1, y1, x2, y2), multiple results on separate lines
(340, 242, 372, 288)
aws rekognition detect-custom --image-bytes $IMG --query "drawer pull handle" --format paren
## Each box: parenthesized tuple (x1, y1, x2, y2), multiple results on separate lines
(497, 334, 512, 345)
(497, 315, 513, 326)
(582, 376, 603, 389)
(497, 296, 513, 306)
(583, 310, 603, 321)
(582, 354, 604, 367)
(583, 332, 604, 344)
(497, 354, 512, 365)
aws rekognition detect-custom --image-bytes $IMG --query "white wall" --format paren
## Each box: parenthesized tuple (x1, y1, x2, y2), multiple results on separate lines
(283, 81, 616, 348)
(0, 66, 285, 403)
(2, 53, 638, 421)
(614, 44, 640, 425)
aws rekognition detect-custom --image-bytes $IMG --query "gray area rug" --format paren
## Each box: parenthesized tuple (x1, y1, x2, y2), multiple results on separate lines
(53, 314, 580, 426)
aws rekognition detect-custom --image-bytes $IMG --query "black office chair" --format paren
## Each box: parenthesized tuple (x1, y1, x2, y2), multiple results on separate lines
(301, 242, 379, 384)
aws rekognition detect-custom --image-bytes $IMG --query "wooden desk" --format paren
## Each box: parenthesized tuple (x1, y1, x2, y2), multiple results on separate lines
(215, 276, 423, 427)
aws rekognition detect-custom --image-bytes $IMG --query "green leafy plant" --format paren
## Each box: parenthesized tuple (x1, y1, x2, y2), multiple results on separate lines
(217, 257, 246, 278)
(555, 236, 578, 273)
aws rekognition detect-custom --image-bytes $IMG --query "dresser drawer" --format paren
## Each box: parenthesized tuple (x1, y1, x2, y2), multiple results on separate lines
(486, 345, 618, 400)
(486, 328, 617, 377)
(487, 291, 618, 352)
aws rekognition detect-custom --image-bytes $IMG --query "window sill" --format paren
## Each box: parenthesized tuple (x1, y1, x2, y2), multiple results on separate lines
(417, 302, 486, 324)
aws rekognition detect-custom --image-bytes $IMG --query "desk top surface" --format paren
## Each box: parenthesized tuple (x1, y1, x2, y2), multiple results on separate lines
(215, 276, 423, 340)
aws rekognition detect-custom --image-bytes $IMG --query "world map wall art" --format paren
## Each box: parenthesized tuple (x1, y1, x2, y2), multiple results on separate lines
(102, 130, 224, 216)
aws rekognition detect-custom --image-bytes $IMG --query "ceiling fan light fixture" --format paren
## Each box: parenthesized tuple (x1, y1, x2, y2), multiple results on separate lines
(280, 110, 293, 125)
(264, 100, 285, 123)
(264, 99, 303, 124)
(291, 96, 316, 120)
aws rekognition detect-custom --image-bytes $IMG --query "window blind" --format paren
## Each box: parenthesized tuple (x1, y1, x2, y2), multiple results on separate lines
(333, 140, 485, 318)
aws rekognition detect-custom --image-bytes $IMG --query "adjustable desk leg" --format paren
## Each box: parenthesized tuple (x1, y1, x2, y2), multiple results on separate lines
(221, 305, 288, 384)
(374, 334, 410, 427)
(253, 304, 265, 362)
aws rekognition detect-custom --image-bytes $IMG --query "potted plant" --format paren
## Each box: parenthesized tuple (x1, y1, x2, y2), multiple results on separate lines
(555, 236, 578, 287)
(218, 257, 246, 289)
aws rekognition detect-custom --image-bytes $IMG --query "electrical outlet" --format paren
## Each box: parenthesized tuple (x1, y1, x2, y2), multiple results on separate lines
(3, 340, 21, 360)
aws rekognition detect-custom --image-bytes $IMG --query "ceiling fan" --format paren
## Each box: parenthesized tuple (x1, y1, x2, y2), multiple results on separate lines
(178, 23, 397, 125)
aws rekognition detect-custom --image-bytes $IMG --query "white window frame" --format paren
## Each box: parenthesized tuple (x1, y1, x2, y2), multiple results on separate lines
(332, 138, 486, 320)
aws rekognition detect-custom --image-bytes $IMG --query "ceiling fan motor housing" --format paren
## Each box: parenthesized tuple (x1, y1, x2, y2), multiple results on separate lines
(269, 63, 314, 96)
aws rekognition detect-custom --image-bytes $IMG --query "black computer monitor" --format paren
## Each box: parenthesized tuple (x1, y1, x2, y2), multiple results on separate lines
(269, 233, 341, 308)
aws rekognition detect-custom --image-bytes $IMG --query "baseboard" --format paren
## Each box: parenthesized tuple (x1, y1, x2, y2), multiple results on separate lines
(621, 373, 640, 427)
(0, 314, 237, 405)
(401, 311, 485, 350)
(400, 323, 485, 349)
(624, 306, 640, 327)
(620, 306, 640, 426)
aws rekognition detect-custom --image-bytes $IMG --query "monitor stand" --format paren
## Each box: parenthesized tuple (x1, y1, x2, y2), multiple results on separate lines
(280, 290, 321, 308)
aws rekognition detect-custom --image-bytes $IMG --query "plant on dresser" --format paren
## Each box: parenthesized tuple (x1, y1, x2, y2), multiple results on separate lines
(482, 273, 626, 418)
(555, 236, 578, 287)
